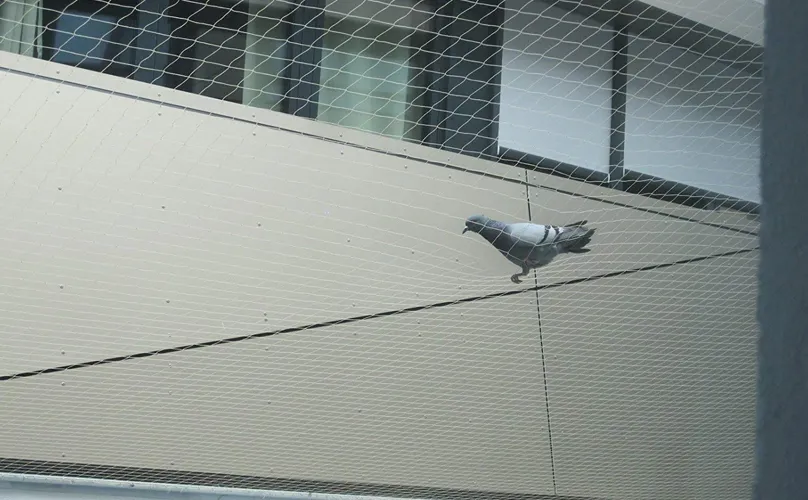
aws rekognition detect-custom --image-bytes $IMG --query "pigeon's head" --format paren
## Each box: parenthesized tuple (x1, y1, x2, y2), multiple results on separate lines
(463, 214, 492, 235)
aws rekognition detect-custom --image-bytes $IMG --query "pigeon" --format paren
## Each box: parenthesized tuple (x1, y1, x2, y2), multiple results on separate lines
(462, 214, 596, 284)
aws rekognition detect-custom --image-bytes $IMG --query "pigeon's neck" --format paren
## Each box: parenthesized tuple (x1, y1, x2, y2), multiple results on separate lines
(479, 220, 508, 243)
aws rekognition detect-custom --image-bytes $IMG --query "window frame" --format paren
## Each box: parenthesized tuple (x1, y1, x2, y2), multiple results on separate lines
(165, 0, 439, 142)
(315, 9, 434, 141)
(282, 0, 438, 136)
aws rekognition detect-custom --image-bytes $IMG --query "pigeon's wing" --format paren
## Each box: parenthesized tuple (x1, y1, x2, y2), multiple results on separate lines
(501, 223, 555, 257)
(504, 222, 566, 268)
(508, 223, 556, 246)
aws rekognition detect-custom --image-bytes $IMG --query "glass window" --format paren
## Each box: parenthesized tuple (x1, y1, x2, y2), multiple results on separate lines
(499, 0, 613, 172)
(42, 0, 140, 78)
(317, 2, 432, 141)
(626, 34, 761, 203)
(170, 0, 286, 111)
(243, 2, 287, 111)
(188, 25, 247, 103)
(0, 0, 44, 57)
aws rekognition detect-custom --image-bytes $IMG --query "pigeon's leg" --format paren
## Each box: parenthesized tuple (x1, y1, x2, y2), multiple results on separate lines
(510, 266, 530, 284)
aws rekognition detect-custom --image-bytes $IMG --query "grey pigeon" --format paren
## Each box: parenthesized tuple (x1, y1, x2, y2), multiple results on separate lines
(462, 215, 596, 284)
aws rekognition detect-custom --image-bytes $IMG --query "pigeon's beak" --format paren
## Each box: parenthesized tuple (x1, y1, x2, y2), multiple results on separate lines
(462, 227, 468, 235)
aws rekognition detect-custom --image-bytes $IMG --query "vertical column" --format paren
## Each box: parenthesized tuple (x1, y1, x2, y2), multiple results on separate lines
(755, 0, 808, 499)
(609, 25, 628, 191)
(283, 0, 325, 119)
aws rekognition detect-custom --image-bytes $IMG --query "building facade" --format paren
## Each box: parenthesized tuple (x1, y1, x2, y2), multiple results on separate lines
(0, 1, 762, 499)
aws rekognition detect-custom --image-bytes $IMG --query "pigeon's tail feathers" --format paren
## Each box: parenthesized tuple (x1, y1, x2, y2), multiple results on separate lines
(557, 225, 596, 254)
(566, 220, 588, 228)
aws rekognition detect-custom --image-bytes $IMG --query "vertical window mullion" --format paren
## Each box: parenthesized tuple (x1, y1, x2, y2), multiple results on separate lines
(134, 0, 172, 87)
(283, 0, 325, 119)
(420, 8, 449, 149)
(164, 1, 197, 93)
(609, 23, 628, 191)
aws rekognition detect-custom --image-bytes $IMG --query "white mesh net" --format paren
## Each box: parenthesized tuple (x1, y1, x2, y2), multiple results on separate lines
(0, 0, 761, 499)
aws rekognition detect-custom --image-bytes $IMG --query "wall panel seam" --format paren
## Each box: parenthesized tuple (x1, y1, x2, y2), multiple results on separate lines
(525, 171, 559, 495)
(0, 247, 760, 383)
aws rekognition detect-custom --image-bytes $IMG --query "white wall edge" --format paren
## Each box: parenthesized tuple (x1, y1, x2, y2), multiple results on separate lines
(0, 473, 428, 500)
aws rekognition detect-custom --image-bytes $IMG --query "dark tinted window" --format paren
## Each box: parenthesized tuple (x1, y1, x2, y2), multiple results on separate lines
(43, 0, 140, 78)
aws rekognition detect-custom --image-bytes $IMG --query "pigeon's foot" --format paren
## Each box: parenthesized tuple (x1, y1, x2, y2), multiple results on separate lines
(510, 274, 523, 284)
